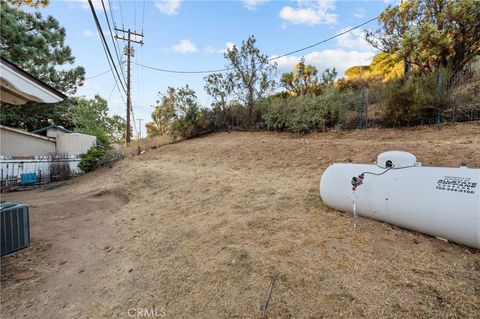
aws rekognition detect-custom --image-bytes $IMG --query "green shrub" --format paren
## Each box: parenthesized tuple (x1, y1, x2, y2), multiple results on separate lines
(79, 146, 107, 173)
(261, 95, 325, 134)
(260, 88, 356, 134)
(170, 103, 208, 139)
(383, 74, 441, 126)
(205, 105, 229, 131)
(383, 83, 417, 125)
(228, 102, 250, 128)
(318, 88, 356, 126)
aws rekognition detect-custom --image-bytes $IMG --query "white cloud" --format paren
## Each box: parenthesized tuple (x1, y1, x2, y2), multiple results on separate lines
(336, 27, 373, 51)
(271, 49, 375, 76)
(171, 39, 197, 54)
(279, 0, 337, 26)
(243, 0, 269, 10)
(353, 8, 365, 18)
(82, 30, 99, 39)
(205, 42, 235, 54)
(224, 42, 235, 53)
(155, 0, 181, 15)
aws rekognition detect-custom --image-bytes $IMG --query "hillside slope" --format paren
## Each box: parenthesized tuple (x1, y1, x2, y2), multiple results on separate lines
(2, 122, 480, 318)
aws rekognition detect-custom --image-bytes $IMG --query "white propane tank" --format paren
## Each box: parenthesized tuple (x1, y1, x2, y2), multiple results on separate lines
(319, 151, 480, 249)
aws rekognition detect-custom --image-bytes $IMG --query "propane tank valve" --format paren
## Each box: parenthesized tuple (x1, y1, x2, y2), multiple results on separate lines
(351, 174, 364, 190)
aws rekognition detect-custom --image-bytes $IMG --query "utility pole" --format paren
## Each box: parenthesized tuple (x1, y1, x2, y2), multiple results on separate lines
(114, 28, 144, 145)
(137, 119, 143, 140)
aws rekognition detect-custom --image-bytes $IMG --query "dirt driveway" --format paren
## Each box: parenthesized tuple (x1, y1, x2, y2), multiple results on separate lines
(1, 122, 480, 318)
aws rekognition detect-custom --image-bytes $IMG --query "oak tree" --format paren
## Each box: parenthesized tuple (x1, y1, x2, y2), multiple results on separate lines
(366, 0, 480, 78)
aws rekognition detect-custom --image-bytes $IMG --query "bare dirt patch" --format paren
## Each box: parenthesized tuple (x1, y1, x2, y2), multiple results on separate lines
(1, 122, 479, 318)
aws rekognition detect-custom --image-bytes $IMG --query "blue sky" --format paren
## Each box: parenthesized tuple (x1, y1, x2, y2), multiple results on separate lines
(35, 0, 395, 136)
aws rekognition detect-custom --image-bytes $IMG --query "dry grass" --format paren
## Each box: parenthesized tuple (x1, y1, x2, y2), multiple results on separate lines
(1, 121, 480, 318)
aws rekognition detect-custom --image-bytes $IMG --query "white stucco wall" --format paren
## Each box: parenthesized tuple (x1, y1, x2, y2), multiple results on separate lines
(56, 133, 97, 155)
(0, 127, 56, 157)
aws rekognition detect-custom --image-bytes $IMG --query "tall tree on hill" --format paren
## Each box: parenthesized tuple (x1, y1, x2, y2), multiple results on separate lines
(365, 0, 480, 79)
(0, 0, 85, 95)
(224, 35, 277, 127)
(281, 58, 337, 96)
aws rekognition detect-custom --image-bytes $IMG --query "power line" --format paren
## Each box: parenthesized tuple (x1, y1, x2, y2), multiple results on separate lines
(133, 63, 229, 74)
(132, 16, 378, 74)
(87, 0, 127, 94)
(106, 82, 116, 102)
(94, 25, 126, 98)
(270, 17, 378, 60)
(107, 0, 116, 28)
(85, 69, 110, 80)
(101, 0, 126, 83)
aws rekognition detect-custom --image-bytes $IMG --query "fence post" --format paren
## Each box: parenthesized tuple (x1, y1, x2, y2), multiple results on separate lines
(365, 87, 369, 128)
(358, 87, 366, 129)
(436, 71, 443, 125)
(6, 163, 9, 189)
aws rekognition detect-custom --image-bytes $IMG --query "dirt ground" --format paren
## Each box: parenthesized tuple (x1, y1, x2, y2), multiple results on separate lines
(1, 122, 480, 319)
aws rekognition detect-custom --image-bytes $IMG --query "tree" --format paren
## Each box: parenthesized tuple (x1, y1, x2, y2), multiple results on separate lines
(0, 99, 75, 131)
(204, 73, 232, 109)
(339, 52, 404, 89)
(320, 68, 337, 88)
(366, 0, 480, 78)
(9, 0, 49, 8)
(280, 57, 337, 96)
(73, 95, 126, 146)
(224, 35, 277, 126)
(146, 86, 206, 139)
(0, 95, 124, 145)
(106, 115, 127, 145)
(204, 73, 233, 129)
(0, 0, 85, 95)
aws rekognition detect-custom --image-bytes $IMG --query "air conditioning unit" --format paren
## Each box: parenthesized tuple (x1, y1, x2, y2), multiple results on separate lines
(1, 203, 30, 256)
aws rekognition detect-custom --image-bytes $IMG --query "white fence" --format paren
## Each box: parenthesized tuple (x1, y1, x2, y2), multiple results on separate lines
(0, 155, 82, 187)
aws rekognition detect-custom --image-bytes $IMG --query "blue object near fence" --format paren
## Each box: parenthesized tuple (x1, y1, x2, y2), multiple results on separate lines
(19, 173, 37, 186)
